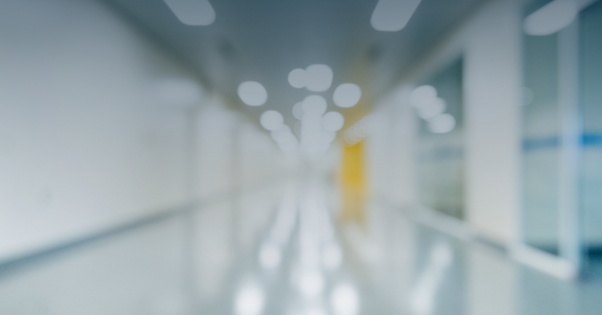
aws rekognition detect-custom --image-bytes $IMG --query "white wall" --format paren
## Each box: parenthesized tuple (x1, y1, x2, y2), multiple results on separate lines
(0, 0, 199, 260)
(366, 88, 417, 207)
(462, 0, 522, 243)
(373, 0, 523, 243)
(194, 96, 239, 199)
(0, 0, 294, 262)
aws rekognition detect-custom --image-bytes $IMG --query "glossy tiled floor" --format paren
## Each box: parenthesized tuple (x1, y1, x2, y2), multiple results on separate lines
(0, 181, 601, 315)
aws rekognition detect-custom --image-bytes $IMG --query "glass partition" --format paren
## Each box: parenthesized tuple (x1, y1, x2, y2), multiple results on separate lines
(416, 58, 465, 219)
(522, 0, 602, 273)
(521, 0, 561, 255)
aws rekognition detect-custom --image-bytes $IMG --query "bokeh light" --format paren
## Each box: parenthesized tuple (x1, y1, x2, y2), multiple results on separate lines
(322, 111, 345, 132)
(428, 114, 456, 134)
(260, 110, 284, 131)
(333, 83, 362, 108)
(302, 95, 328, 117)
(238, 81, 268, 106)
(288, 68, 307, 88)
(305, 64, 333, 92)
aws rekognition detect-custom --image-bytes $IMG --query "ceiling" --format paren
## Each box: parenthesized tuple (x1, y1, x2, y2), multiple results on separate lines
(103, 0, 487, 126)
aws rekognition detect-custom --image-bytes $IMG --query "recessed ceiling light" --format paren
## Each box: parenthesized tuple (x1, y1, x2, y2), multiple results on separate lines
(524, 0, 578, 36)
(370, 0, 423, 32)
(163, 0, 215, 26)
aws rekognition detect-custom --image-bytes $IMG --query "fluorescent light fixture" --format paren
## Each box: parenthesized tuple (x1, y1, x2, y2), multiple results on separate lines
(524, 0, 578, 36)
(163, 0, 216, 26)
(371, 0, 423, 32)
(238, 81, 268, 106)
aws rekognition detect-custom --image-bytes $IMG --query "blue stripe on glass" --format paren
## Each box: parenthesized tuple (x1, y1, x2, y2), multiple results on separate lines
(523, 134, 602, 151)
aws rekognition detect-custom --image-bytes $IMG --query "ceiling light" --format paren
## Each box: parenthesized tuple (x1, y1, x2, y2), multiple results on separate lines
(238, 81, 268, 106)
(428, 114, 456, 134)
(524, 0, 578, 36)
(288, 68, 307, 88)
(417, 98, 446, 120)
(260, 110, 284, 131)
(305, 64, 333, 92)
(302, 95, 327, 117)
(333, 83, 362, 108)
(322, 111, 345, 131)
(410, 85, 437, 108)
(163, 0, 215, 26)
(371, 0, 423, 32)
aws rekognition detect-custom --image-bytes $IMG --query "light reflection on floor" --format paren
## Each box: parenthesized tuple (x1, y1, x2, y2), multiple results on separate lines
(0, 180, 601, 315)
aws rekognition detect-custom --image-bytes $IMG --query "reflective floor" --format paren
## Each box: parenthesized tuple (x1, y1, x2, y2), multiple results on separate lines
(1, 180, 601, 315)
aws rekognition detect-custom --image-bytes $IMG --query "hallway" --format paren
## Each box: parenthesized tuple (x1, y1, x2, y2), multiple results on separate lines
(2, 0, 602, 313)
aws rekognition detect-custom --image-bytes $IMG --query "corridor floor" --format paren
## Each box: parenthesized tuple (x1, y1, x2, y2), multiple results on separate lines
(0, 181, 601, 315)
